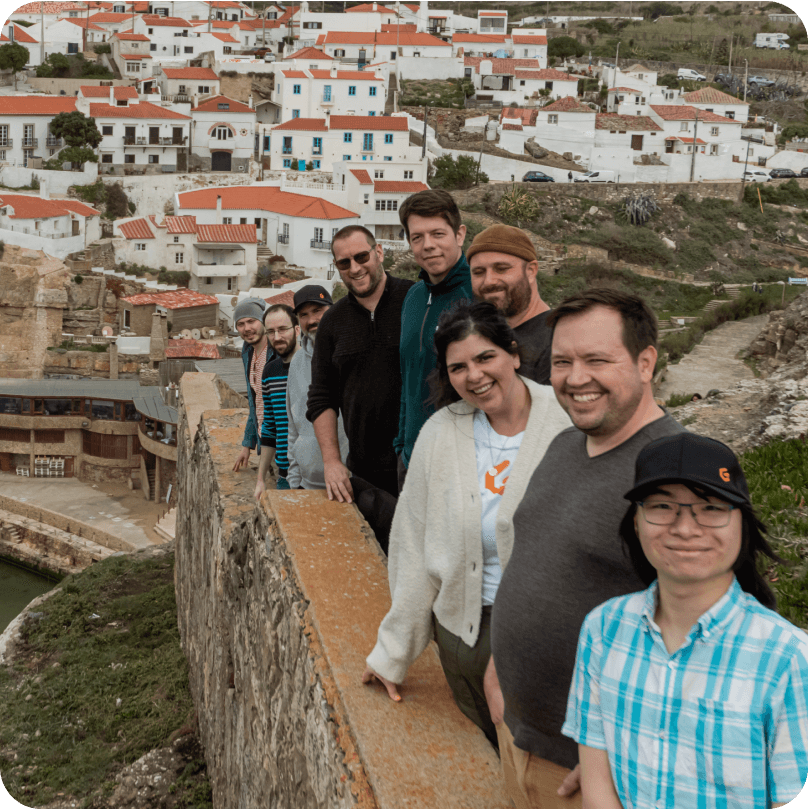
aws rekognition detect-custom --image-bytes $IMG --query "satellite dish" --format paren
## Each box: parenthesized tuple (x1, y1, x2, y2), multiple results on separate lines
(181, 329, 192, 339)
(230, 297, 239, 307)
(101, 325, 113, 337)
(191, 329, 201, 340)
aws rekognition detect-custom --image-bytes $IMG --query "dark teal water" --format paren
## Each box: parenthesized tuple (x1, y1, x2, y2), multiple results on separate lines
(0, 559, 56, 635)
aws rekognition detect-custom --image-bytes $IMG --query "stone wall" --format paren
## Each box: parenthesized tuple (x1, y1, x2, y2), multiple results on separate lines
(43, 349, 145, 379)
(175, 374, 516, 809)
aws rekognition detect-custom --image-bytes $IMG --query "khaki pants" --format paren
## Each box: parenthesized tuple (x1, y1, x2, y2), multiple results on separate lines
(496, 721, 582, 809)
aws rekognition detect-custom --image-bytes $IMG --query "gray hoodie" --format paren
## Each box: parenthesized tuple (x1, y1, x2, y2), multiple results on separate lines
(285, 333, 349, 489)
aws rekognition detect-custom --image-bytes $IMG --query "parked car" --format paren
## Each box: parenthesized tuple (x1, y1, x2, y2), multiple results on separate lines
(522, 171, 555, 183)
(678, 68, 706, 81)
(743, 170, 771, 182)
(747, 75, 775, 87)
(769, 168, 798, 179)
(574, 170, 615, 183)
(713, 72, 733, 85)
(800, 167, 808, 178)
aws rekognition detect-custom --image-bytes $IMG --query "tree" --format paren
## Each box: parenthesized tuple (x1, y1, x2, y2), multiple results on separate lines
(430, 154, 488, 190)
(547, 36, 585, 60)
(49, 111, 103, 168)
(35, 52, 69, 78)
(0, 42, 29, 91)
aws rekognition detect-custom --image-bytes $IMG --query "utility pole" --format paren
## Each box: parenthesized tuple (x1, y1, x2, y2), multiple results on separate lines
(40, 1, 44, 62)
(421, 106, 428, 158)
(739, 135, 752, 202)
(689, 112, 699, 182)
(612, 41, 620, 88)
(728, 33, 733, 76)
(743, 58, 748, 102)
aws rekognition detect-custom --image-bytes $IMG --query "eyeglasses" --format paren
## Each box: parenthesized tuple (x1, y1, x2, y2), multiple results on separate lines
(638, 500, 736, 527)
(334, 250, 372, 272)
(266, 326, 295, 338)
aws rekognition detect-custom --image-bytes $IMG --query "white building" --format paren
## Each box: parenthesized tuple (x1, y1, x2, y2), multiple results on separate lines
(152, 66, 221, 104)
(175, 185, 360, 273)
(87, 12, 139, 38)
(4, 23, 44, 65)
(680, 87, 750, 124)
(0, 185, 100, 260)
(606, 85, 677, 115)
(477, 9, 507, 35)
(40, 18, 85, 55)
(466, 58, 578, 104)
(56, 16, 108, 45)
(267, 115, 414, 173)
(316, 30, 450, 66)
(10, 2, 86, 27)
(190, 95, 256, 172)
(0, 95, 77, 167)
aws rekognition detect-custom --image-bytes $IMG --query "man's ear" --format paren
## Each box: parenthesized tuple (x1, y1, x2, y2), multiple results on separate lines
(637, 345, 657, 383)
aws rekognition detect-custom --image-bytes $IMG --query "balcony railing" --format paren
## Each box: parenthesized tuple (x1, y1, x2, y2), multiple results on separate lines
(167, 94, 191, 103)
(321, 94, 333, 103)
(312, 149, 322, 155)
(278, 233, 289, 244)
(282, 148, 292, 154)
(21, 137, 37, 147)
(0, 138, 13, 147)
(45, 137, 62, 148)
(160, 136, 186, 145)
(310, 239, 331, 250)
(0, 225, 72, 239)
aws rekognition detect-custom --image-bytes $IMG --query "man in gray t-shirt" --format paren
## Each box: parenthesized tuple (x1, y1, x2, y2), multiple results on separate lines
(485, 289, 686, 808)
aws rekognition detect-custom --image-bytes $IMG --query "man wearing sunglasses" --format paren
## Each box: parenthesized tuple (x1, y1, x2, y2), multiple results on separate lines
(307, 225, 413, 502)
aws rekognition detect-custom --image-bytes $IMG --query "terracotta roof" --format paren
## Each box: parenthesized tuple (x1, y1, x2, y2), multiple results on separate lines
(13, 1, 84, 12)
(60, 17, 106, 30)
(376, 31, 448, 46)
(595, 113, 662, 131)
(89, 101, 190, 119)
(512, 35, 547, 44)
(113, 32, 150, 40)
(164, 215, 197, 234)
(374, 181, 429, 193)
(141, 14, 192, 27)
(124, 288, 219, 309)
(10, 25, 38, 43)
(177, 186, 359, 222)
(166, 340, 221, 359)
(321, 31, 448, 46)
(264, 290, 295, 307)
(682, 87, 750, 106)
(346, 2, 397, 11)
(148, 214, 164, 228)
(381, 23, 416, 32)
(502, 123, 522, 131)
(649, 105, 737, 123)
(350, 169, 373, 185)
(285, 46, 333, 60)
(210, 32, 239, 42)
(197, 224, 257, 243)
(162, 67, 219, 80)
(0, 194, 98, 220)
(453, 34, 508, 43)
(608, 86, 646, 93)
(80, 85, 138, 99)
(464, 56, 542, 74)
(119, 54, 152, 60)
(189, 19, 239, 29)
(119, 217, 155, 239)
(191, 95, 254, 113)
(88, 12, 133, 22)
(514, 69, 576, 80)
(541, 96, 594, 113)
(501, 106, 538, 126)
(479, 10, 507, 14)
(330, 115, 407, 130)
(0, 96, 76, 115)
(666, 136, 707, 144)
(271, 118, 327, 131)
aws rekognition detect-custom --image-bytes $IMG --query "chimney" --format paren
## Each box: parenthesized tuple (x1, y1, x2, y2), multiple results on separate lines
(149, 311, 166, 367)
(108, 339, 119, 380)
(39, 178, 49, 200)
(216, 195, 222, 224)
(161, 311, 169, 344)
(248, 94, 254, 108)
(330, 61, 337, 77)
(109, 85, 115, 105)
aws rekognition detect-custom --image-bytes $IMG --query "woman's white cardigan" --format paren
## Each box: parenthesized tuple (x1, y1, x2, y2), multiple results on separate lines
(366, 376, 572, 684)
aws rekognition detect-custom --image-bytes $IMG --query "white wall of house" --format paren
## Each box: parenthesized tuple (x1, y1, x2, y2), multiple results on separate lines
(156, 72, 220, 102)
(273, 70, 385, 122)
(397, 55, 464, 81)
(0, 163, 98, 193)
(192, 107, 255, 163)
(5, 26, 44, 65)
(297, 11, 383, 34)
(42, 19, 84, 57)
(0, 211, 93, 259)
(0, 111, 69, 167)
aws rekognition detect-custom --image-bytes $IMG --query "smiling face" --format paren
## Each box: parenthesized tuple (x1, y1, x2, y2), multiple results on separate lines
(550, 305, 655, 441)
(332, 231, 385, 299)
(445, 331, 521, 418)
(406, 213, 466, 285)
(470, 250, 537, 320)
(636, 483, 741, 591)
(235, 316, 265, 346)
(264, 309, 298, 360)
(296, 302, 329, 339)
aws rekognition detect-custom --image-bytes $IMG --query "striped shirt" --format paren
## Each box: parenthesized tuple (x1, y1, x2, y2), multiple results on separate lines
(563, 578, 808, 808)
(249, 342, 269, 430)
(259, 357, 291, 477)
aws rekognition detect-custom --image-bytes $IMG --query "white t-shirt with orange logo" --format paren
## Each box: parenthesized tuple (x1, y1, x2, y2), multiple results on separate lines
(473, 410, 525, 607)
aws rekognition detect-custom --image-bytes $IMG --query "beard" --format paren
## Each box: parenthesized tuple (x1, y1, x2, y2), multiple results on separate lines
(273, 333, 298, 360)
(478, 272, 533, 319)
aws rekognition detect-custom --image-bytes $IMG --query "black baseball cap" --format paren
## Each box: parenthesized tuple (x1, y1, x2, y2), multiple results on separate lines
(624, 433, 751, 507)
(293, 285, 332, 313)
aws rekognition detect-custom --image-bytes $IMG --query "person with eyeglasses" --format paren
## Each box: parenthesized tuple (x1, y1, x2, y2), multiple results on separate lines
(563, 432, 808, 809)
(307, 225, 413, 501)
(254, 303, 301, 499)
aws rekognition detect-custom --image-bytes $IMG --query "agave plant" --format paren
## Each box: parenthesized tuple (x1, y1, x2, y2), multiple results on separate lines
(623, 192, 660, 226)
(498, 187, 540, 226)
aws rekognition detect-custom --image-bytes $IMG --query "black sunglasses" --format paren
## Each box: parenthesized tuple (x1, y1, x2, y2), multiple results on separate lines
(334, 250, 372, 272)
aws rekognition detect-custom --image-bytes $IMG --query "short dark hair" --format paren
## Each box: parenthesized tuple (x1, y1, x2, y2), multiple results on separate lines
(264, 303, 298, 327)
(430, 300, 520, 410)
(398, 188, 462, 241)
(331, 225, 376, 258)
(547, 288, 658, 360)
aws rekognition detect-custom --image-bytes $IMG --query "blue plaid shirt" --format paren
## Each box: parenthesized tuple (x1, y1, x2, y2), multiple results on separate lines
(563, 578, 808, 808)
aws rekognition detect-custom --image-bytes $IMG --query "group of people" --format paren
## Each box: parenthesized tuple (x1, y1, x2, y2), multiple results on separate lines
(232, 189, 808, 808)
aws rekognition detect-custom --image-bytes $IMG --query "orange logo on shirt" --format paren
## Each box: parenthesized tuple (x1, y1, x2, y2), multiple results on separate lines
(485, 460, 510, 495)
(719, 467, 730, 482)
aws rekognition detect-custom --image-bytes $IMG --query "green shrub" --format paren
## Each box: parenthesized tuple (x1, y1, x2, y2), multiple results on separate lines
(498, 187, 540, 225)
(73, 274, 83, 284)
(665, 391, 697, 407)
(104, 182, 130, 219)
(94, 43, 111, 54)
(585, 225, 673, 266)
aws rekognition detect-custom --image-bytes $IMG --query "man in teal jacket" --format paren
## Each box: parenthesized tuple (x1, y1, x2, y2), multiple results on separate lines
(394, 189, 472, 489)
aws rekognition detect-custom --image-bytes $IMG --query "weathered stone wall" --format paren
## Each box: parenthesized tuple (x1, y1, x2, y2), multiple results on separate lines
(43, 349, 144, 378)
(175, 374, 517, 809)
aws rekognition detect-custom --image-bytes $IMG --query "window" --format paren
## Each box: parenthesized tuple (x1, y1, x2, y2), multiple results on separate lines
(384, 133, 393, 144)
(198, 85, 210, 93)
(374, 169, 384, 179)
(173, 236, 179, 243)
(390, 50, 396, 60)
(123, 309, 131, 329)
(727, 111, 735, 120)
(313, 160, 320, 169)
(312, 136, 322, 154)
(368, 111, 376, 116)
(548, 114, 558, 125)
(384, 155, 392, 161)
(303, 20, 322, 28)
(124, 154, 135, 164)
(283, 136, 292, 154)
(117, 99, 127, 106)
(227, 277, 235, 291)
(334, 49, 345, 57)
(323, 85, 331, 102)
(175, 252, 184, 264)
(214, 126, 230, 140)
(240, 217, 247, 224)
(343, 155, 351, 160)
(222, 217, 232, 224)
(348, 86, 356, 96)
(283, 158, 291, 168)
(711, 126, 719, 136)
(148, 154, 159, 164)
(0, 151, 6, 161)
(126, 62, 140, 73)
(148, 27, 154, 34)
(363, 133, 373, 151)
(150, 43, 157, 51)
(344, 132, 352, 143)
(292, 110, 300, 118)
(369, 86, 377, 96)
(267, 10, 277, 18)
(375, 199, 398, 211)
(404, 170, 413, 179)
(679, 122, 688, 131)
(293, 84, 301, 94)
(68, 42, 78, 54)
(313, 226, 323, 241)
(184, 46, 193, 53)
(101, 154, 113, 163)
(135, 242, 146, 251)
(520, 80, 525, 87)
(363, 193, 369, 204)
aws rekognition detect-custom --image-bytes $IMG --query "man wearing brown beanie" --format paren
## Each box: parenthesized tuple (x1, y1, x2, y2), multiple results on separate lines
(467, 224, 553, 384)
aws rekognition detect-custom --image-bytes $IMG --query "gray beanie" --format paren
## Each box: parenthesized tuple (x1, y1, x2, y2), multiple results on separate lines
(233, 297, 267, 324)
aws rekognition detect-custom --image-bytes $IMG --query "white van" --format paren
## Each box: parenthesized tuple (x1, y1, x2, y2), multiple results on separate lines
(678, 68, 707, 81)
(574, 170, 615, 183)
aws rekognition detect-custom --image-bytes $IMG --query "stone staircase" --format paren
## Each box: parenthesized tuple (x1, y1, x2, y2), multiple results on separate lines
(257, 246, 274, 262)
(146, 468, 156, 501)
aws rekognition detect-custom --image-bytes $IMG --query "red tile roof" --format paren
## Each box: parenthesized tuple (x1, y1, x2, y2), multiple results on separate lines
(210, 32, 239, 42)
(177, 186, 359, 222)
(0, 96, 76, 115)
(264, 290, 295, 307)
(453, 34, 508, 43)
(502, 123, 522, 131)
(124, 288, 219, 309)
(321, 31, 448, 46)
(89, 101, 190, 119)
(541, 96, 594, 113)
(113, 32, 150, 40)
(376, 31, 449, 46)
(119, 217, 155, 239)
(666, 136, 707, 144)
(512, 35, 548, 44)
(0, 194, 99, 220)
(88, 12, 133, 23)
(162, 67, 219, 80)
(596, 113, 662, 131)
(119, 54, 152, 60)
(331, 115, 408, 130)
(515, 69, 576, 80)
(14, 1, 84, 12)
(189, 19, 239, 29)
(197, 224, 257, 243)
(10, 25, 38, 43)
(285, 47, 333, 60)
(141, 14, 192, 27)
(272, 118, 327, 131)
(60, 17, 106, 30)
(649, 105, 737, 123)
(350, 169, 373, 185)
(464, 56, 542, 74)
(80, 85, 138, 99)
(479, 10, 507, 15)
(608, 86, 646, 94)
(374, 181, 429, 193)
(381, 24, 416, 32)
(682, 87, 750, 105)
(164, 215, 197, 234)
(501, 106, 538, 125)
(166, 340, 221, 359)
(191, 95, 254, 113)
(346, 2, 397, 11)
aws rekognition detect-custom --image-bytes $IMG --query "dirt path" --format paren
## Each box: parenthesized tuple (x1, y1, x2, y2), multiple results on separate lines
(656, 315, 770, 401)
